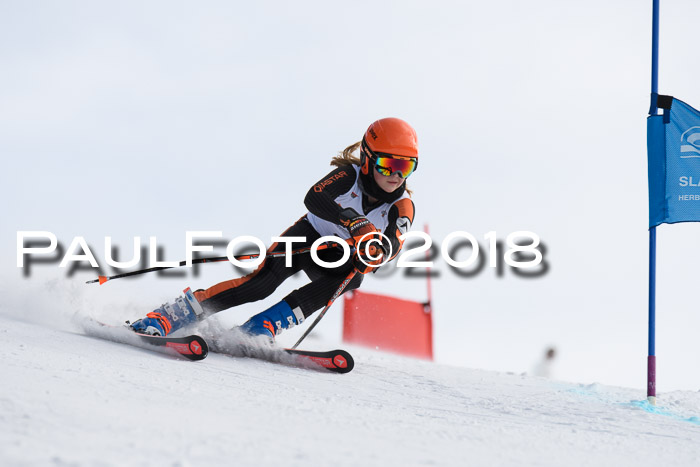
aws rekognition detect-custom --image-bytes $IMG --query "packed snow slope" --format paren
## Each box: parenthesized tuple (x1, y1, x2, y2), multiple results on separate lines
(2, 313, 700, 467)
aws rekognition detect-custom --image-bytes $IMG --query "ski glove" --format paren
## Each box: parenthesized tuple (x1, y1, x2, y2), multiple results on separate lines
(339, 209, 377, 244)
(353, 240, 386, 274)
(339, 208, 385, 274)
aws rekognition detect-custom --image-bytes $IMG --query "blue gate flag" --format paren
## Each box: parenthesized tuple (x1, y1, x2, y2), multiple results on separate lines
(648, 96, 700, 227)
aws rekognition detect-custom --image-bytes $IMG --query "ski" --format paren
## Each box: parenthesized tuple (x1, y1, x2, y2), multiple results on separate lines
(134, 333, 209, 361)
(282, 348, 354, 374)
(207, 333, 354, 373)
(83, 319, 347, 369)
(81, 319, 209, 361)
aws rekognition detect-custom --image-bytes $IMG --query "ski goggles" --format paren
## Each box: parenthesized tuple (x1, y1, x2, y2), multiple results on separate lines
(362, 140, 418, 178)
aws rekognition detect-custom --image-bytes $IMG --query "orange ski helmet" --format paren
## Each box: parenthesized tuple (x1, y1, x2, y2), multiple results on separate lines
(360, 118, 418, 176)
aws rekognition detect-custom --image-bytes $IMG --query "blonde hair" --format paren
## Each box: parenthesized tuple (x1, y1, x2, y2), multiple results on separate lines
(331, 142, 412, 195)
(330, 141, 362, 168)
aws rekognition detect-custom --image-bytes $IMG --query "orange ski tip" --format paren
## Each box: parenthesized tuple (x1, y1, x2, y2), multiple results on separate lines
(98, 276, 108, 285)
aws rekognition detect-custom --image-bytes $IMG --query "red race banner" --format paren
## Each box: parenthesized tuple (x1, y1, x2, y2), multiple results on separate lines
(343, 290, 433, 360)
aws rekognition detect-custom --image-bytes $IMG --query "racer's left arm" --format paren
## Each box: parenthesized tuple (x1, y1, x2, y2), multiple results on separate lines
(381, 198, 415, 261)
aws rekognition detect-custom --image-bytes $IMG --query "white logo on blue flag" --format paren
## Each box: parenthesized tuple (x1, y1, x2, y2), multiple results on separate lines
(680, 126, 700, 158)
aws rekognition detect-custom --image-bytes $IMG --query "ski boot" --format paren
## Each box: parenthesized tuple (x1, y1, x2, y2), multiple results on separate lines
(240, 300, 305, 340)
(129, 287, 204, 336)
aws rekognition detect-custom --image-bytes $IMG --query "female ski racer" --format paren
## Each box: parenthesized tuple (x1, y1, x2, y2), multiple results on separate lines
(128, 117, 419, 340)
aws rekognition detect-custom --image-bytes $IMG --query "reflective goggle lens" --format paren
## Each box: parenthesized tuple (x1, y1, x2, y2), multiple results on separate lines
(373, 156, 418, 178)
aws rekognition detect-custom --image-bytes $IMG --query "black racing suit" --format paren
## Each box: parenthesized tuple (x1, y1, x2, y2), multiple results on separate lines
(193, 165, 415, 319)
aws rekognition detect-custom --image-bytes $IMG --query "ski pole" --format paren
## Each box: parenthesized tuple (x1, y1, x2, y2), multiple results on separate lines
(86, 241, 349, 285)
(292, 268, 358, 349)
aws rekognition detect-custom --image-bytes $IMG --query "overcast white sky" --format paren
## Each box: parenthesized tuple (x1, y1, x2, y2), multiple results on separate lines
(2, 0, 700, 391)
